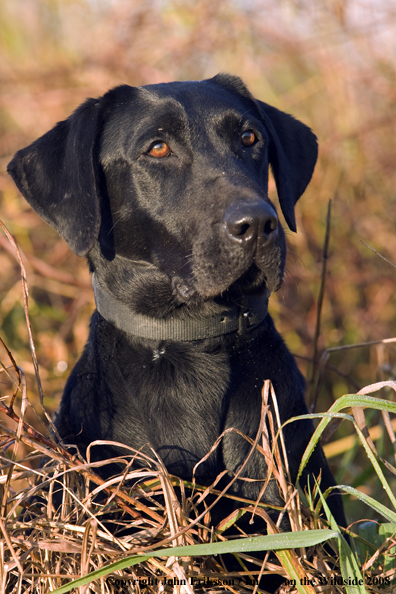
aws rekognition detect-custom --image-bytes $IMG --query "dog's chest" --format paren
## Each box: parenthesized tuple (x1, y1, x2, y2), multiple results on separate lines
(113, 343, 231, 477)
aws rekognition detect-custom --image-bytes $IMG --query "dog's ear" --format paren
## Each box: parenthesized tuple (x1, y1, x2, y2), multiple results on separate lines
(256, 100, 318, 232)
(7, 98, 101, 256)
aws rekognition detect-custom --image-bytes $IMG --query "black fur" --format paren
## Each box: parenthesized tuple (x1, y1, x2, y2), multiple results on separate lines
(8, 74, 345, 534)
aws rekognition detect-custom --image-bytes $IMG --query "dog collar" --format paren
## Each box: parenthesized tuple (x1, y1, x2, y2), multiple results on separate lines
(92, 273, 269, 341)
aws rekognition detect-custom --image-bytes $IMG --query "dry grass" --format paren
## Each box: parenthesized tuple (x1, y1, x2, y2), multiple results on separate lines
(0, 378, 346, 594)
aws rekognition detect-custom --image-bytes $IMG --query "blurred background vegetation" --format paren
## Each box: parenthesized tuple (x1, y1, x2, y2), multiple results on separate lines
(0, 0, 395, 523)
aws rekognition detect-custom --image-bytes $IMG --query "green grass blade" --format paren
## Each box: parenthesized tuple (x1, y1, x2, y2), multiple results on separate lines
(274, 549, 314, 594)
(379, 523, 396, 572)
(293, 394, 396, 487)
(51, 529, 338, 594)
(316, 481, 367, 594)
(352, 425, 396, 510)
(216, 508, 248, 533)
(338, 485, 396, 523)
(338, 535, 368, 594)
(290, 412, 354, 484)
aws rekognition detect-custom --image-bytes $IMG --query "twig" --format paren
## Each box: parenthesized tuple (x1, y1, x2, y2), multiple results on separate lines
(0, 518, 23, 576)
(0, 337, 22, 408)
(309, 200, 332, 412)
(361, 240, 396, 269)
(0, 218, 60, 441)
(312, 337, 396, 411)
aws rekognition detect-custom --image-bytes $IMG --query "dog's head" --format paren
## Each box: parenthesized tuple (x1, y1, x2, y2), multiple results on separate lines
(8, 74, 317, 308)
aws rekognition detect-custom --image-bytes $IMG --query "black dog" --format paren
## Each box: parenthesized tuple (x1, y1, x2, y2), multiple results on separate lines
(8, 74, 345, 532)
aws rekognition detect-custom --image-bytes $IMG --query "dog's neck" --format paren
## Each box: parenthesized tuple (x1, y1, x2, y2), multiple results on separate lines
(92, 273, 269, 341)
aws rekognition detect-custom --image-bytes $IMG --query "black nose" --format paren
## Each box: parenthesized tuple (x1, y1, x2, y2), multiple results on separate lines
(224, 201, 278, 245)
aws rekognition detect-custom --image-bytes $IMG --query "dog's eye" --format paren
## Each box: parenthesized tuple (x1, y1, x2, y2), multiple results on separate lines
(241, 130, 256, 147)
(148, 141, 171, 158)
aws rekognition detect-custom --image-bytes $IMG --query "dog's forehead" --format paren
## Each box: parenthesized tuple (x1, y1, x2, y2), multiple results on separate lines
(103, 78, 256, 135)
(138, 79, 253, 121)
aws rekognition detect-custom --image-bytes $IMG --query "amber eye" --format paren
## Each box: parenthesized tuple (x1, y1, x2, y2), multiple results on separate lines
(241, 130, 256, 147)
(148, 141, 171, 158)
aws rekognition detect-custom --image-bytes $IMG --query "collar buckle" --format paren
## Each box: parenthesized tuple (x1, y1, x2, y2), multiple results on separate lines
(238, 302, 257, 335)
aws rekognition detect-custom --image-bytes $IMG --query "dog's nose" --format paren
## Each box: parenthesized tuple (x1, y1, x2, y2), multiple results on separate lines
(224, 201, 278, 245)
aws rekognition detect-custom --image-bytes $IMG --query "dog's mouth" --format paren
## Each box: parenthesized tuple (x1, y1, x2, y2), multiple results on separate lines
(229, 262, 267, 292)
(172, 261, 272, 305)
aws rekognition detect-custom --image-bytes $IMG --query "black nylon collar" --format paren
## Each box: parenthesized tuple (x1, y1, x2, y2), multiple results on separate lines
(92, 273, 269, 341)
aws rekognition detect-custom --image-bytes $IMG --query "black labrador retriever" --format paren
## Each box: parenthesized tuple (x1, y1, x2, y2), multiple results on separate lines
(8, 73, 345, 531)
